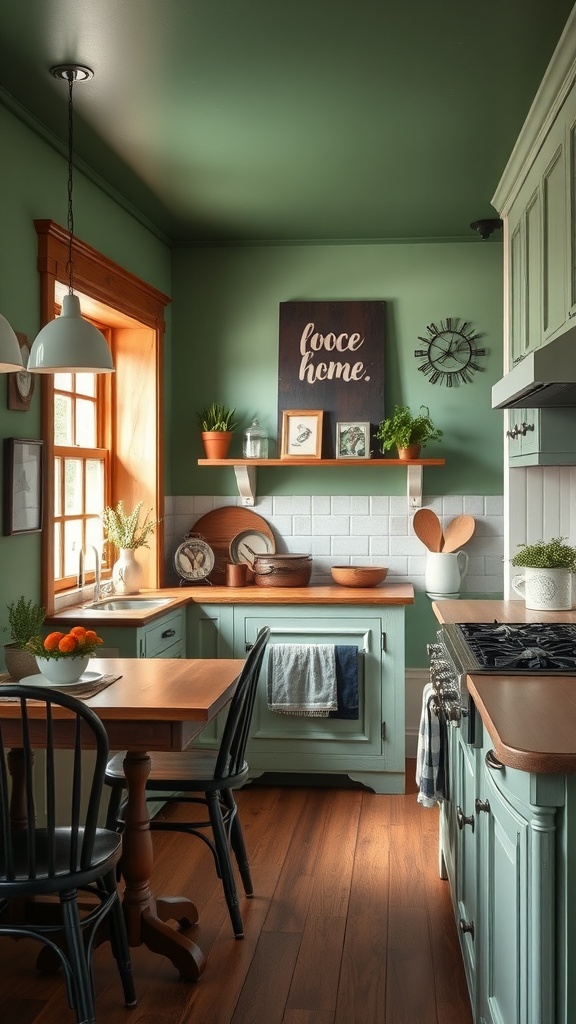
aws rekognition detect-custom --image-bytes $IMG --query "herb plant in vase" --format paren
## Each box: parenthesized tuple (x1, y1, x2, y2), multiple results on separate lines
(28, 626, 104, 684)
(197, 403, 237, 459)
(103, 500, 160, 595)
(375, 405, 443, 460)
(4, 596, 46, 680)
(511, 537, 576, 611)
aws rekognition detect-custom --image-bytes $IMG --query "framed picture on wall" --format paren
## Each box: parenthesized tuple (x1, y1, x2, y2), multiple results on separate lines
(3, 437, 44, 535)
(336, 421, 371, 459)
(281, 410, 323, 459)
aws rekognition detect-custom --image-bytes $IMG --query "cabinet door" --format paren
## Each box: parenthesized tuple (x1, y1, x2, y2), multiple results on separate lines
(541, 120, 567, 342)
(454, 734, 478, 1005)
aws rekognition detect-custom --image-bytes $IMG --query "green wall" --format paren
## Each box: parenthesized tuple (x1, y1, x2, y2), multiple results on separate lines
(0, 104, 171, 639)
(170, 240, 504, 495)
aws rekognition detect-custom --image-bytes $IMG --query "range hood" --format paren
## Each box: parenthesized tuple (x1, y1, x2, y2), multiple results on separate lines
(492, 328, 576, 409)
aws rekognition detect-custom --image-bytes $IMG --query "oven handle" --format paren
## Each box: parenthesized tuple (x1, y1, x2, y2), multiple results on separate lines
(485, 749, 505, 771)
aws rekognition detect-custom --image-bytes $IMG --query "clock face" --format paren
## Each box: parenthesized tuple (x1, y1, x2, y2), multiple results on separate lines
(174, 534, 215, 582)
(414, 318, 485, 386)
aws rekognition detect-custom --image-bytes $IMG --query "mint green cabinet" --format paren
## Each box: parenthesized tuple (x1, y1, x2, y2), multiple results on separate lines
(507, 407, 576, 466)
(91, 607, 186, 659)
(186, 602, 406, 793)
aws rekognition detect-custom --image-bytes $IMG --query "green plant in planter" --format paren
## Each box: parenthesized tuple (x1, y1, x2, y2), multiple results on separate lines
(6, 596, 46, 648)
(375, 405, 443, 453)
(197, 403, 237, 432)
(511, 537, 576, 571)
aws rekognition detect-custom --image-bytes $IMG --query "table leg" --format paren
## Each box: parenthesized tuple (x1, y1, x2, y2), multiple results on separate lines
(7, 748, 32, 828)
(120, 750, 205, 981)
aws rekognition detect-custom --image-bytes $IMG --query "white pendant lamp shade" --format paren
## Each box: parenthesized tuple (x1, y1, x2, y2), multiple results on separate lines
(0, 313, 25, 372)
(27, 294, 114, 373)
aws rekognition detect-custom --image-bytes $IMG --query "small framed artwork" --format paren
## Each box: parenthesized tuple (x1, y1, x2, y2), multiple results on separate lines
(336, 422, 371, 459)
(281, 410, 323, 459)
(3, 438, 44, 535)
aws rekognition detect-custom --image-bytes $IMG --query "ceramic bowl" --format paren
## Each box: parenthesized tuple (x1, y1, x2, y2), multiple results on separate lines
(35, 656, 90, 684)
(330, 566, 388, 588)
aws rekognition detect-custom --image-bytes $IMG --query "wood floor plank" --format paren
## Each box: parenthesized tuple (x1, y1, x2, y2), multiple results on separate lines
(230, 931, 302, 1024)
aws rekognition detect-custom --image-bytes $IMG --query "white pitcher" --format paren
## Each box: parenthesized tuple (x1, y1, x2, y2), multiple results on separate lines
(512, 566, 572, 611)
(425, 550, 469, 598)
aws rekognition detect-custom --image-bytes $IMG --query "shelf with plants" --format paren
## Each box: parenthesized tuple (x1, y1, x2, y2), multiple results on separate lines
(197, 457, 446, 507)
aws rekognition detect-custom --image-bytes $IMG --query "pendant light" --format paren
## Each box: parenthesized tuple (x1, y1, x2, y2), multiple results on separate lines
(28, 64, 114, 374)
(0, 313, 25, 372)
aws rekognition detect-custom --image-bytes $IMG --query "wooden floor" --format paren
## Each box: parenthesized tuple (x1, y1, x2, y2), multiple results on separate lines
(0, 761, 472, 1024)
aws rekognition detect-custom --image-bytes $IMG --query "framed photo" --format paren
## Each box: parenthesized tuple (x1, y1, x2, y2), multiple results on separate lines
(281, 410, 323, 459)
(336, 421, 371, 459)
(3, 438, 44, 536)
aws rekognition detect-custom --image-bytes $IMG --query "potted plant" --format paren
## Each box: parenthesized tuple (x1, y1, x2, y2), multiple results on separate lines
(511, 536, 576, 611)
(197, 403, 237, 459)
(27, 626, 104, 684)
(4, 596, 46, 680)
(103, 500, 161, 595)
(375, 405, 443, 460)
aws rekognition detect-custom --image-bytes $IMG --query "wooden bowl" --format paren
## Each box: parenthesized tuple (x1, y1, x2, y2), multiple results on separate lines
(330, 566, 388, 588)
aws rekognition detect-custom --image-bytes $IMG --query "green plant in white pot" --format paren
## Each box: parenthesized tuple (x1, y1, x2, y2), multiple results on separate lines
(4, 597, 46, 680)
(511, 537, 576, 611)
(103, 500, 160, 596)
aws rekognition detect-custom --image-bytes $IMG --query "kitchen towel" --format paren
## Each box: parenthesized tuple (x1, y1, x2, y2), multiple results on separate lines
(267, 644, 338, 716)
(415, 681, 447, 807)
(329, 646, 359, 720)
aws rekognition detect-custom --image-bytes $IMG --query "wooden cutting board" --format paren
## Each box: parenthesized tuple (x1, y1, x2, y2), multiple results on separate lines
(191, 506, 276, 583)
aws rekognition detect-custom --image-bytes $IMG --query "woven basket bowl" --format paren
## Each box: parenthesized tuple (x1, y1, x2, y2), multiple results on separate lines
(330, 566, 388, 588)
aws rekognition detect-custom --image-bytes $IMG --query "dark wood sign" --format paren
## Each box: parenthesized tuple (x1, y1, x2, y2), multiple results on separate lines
(278, 301, 386, 458)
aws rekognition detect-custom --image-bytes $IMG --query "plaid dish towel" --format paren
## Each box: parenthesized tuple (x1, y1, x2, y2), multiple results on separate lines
(415, 682, 447, 807)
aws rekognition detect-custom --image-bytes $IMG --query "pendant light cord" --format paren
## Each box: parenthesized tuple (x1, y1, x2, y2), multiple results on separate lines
(66, 72, 75, 297)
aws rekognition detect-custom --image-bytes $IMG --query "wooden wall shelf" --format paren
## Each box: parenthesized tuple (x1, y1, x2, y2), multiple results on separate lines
(197, 457, 445, 508)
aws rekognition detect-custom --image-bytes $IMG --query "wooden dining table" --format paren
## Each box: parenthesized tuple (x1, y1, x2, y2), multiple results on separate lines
(0, 656, 244, 982)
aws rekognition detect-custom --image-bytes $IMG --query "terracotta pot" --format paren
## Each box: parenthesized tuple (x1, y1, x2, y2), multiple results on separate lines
(201, 431, 233, 459)
(397, 444, 421, 460)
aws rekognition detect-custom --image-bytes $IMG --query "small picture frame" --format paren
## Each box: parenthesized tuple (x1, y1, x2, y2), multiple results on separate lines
(281, 410, 323, 459)
(3, 438, 44, 536)
(336, 421, 371, 459)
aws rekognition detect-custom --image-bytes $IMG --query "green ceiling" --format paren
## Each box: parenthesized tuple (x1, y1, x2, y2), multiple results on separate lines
(0, 0, 573, 244)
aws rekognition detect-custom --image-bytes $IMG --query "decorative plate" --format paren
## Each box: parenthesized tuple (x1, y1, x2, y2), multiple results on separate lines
(19, 671, 104, 688)
(229, 529, 276, 566)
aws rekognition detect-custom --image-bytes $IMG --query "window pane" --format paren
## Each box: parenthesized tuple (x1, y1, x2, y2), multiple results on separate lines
(54, 458, 62, 517)
(86, 517, 103, 554)
(85, 459, 104, 514)
(64, 521, 82, 579)
(64, 459, 83, 515)
(54, 523, 61, 580)
(75, 373, 96, 397)
(76, 398, 96, 447)
(54, 394, 73, 445)
(54, 372, 73, 392)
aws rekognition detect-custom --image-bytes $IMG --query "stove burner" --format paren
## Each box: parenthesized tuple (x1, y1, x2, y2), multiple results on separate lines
(453, 621, 576, 673)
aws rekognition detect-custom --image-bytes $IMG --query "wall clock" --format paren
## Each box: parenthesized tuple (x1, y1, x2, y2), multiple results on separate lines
(414, 317, 485, 386)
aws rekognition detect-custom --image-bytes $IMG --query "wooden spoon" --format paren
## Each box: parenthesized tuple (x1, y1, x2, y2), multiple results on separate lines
(412, 508, 443, 552)
(442, 515, 476, 553)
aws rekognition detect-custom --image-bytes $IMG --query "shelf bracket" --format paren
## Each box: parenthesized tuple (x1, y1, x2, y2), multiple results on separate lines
(234, 465, 257, 506)
(407, 465, 424, 509)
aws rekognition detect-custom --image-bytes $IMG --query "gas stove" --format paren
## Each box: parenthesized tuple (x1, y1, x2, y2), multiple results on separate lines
(442, 621, 576, 674)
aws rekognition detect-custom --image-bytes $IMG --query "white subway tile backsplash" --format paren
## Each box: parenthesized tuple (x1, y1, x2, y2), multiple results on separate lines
(164, 493, 504, 597)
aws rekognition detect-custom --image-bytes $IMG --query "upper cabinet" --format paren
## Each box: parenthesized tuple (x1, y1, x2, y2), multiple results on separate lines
(492, 12, 576, 369)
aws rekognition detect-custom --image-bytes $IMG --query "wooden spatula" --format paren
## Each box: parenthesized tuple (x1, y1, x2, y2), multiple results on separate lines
(413, 508, 443, 552)
(442, 514, 476, 552)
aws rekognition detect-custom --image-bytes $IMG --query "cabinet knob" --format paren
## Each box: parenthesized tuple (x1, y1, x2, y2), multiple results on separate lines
(459, 919, 475, 938)
(456, 805, 475, 832)
(475, 798, 490, 814)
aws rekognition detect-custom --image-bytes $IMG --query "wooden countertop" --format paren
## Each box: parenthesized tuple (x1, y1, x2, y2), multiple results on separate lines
(48, 582, 414, 626)
(432, 598, 576, 773)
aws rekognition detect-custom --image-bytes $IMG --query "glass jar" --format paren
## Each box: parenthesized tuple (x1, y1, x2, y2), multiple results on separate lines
(243, 419, 269, 459)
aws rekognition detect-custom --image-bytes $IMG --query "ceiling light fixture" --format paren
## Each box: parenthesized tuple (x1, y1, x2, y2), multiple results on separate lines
(28, 64, 114, 374)
(0, 313, 25, 372)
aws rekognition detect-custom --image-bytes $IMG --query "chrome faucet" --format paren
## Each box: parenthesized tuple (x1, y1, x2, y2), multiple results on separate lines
(78, 545, 101, 605)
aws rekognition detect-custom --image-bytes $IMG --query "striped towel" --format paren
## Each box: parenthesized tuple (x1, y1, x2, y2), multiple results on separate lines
(415, 682, 447, 807)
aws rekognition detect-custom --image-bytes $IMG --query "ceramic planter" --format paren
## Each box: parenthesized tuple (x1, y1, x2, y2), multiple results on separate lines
(397, 444, 421, 460)
(112, 548, 144, 595)
(35, 655, 90, 684)
(512, 566, 573, 611)
(201, 431, 233, 459)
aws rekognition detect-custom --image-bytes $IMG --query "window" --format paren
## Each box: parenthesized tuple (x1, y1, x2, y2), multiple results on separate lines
(53, 367, 111, 591)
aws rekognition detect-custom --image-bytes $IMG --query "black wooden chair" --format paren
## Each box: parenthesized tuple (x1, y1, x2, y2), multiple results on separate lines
(0, 683, 136, 1024)
(105, 625, 271, 939)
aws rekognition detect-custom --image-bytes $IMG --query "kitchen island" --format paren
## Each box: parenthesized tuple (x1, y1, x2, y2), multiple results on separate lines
(430, 599, 576, 1024)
